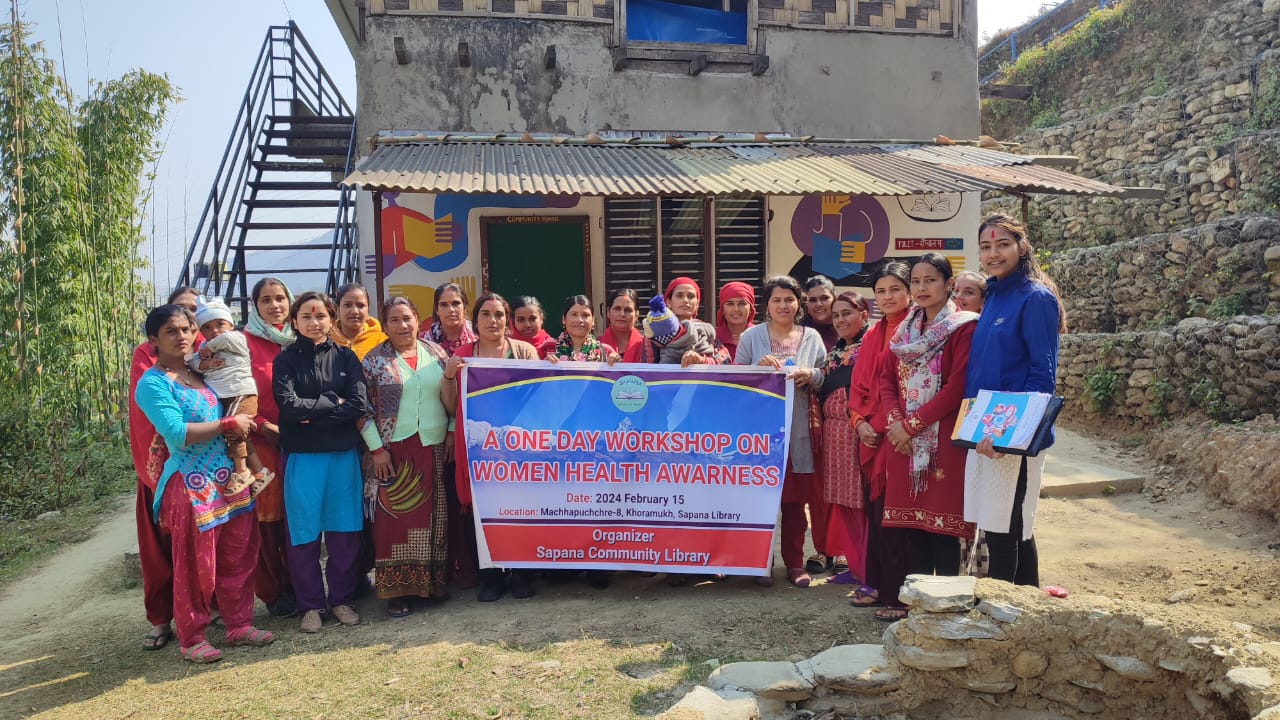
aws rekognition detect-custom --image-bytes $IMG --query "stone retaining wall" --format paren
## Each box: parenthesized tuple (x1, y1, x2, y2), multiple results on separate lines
(660, 576, 1280, 719)
(1050, 216, 1279, 333)
(1057, 315, 1280, 424)
(980, 0, 1280, 253)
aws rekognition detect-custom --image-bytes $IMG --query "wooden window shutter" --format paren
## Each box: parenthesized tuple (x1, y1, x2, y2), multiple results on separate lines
(659, 196, 710, 320)
(603, 197, 660, 302)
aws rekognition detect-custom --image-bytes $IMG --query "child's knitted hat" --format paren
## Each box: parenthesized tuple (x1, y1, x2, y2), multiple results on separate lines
(643, 295, 682, 345)
(194, 296, 234, 329)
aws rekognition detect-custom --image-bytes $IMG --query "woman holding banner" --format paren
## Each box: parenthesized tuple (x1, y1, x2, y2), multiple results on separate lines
(453, 292, 541, 601)
(735, 275, 827, 588)
(549, 295, 621, 363)
(877, 254, 977, 621)
(360, 297, 455, 617)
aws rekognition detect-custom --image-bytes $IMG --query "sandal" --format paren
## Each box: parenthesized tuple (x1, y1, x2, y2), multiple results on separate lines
(224, 627, 276, 647)
(874, 607, 908, 623)
(848, 584, 881, 607)
(181, 641, 223, 663)
(250, 469, 276, 498)
(386, 599, 412, 618)
(831, 556, 849, 574)
(786, 568, 812, 588)
(804, 554, 828, 575)
(142, 625, 174, 651)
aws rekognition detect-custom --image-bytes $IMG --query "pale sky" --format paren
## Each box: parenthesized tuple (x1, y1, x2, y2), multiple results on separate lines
(23, 0, 1040, 294)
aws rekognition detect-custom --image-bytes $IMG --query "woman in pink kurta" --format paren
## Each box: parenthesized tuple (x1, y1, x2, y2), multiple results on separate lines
(817, 292, 870, 584)
(877, 254, 977, 606)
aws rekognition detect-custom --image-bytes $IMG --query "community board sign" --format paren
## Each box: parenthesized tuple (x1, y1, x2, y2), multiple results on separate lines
(460, 360, 794, 575)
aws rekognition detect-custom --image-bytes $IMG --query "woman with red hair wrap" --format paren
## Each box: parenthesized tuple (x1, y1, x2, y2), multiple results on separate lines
(639, 277, 730, 365)
(715, 281, 756, 362)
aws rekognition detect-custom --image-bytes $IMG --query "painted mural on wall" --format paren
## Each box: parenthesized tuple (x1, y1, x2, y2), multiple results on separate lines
(372, 191, 581, 313)
(770, 192, 978, 291)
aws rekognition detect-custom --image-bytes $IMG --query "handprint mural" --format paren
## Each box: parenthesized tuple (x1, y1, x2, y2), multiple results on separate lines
(790, 193, 890, 282)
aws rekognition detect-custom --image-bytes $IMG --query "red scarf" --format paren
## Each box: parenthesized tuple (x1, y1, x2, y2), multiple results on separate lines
(511, 327, 556, 359)
(847, 311, 909, 498)
(600, 327, 646, 363)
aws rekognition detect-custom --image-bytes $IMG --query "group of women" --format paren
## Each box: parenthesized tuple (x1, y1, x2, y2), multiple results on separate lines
(129, 212, 1062, 660)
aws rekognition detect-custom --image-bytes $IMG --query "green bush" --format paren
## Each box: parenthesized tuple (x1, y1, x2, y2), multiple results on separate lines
(1083, 367, 1121, 413)
(0, 392, 132, 520)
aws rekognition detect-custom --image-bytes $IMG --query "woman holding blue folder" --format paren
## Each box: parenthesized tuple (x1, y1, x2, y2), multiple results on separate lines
(963, 213, 1065, 587)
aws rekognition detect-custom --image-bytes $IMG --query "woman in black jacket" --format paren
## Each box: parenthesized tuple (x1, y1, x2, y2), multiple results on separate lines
(274, 291, 370, 633)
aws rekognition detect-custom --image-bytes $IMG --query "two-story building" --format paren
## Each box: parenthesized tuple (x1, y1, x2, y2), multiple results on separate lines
(324, 0, 1122, 327)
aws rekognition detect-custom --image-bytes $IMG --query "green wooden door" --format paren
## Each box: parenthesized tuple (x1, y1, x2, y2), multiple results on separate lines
(485, 219, 588, 337)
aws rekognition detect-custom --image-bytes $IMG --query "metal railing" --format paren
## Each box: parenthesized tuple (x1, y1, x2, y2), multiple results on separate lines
(979, 0, 1114, 85)
(177, 21, 356, 306)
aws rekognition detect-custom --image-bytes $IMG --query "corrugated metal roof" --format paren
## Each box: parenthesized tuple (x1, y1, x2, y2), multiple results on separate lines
(342, 139, 1131, 198)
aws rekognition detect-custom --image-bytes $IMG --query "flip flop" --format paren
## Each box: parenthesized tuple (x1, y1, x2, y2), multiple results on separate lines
(386, 600, 413, 618)
(874, 607, 908, 623)
(142, 626, 174, 651)
(849, 585, 881, 607)
(181, 641, 223, 664)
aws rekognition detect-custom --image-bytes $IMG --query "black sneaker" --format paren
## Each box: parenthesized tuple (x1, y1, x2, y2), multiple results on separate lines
(477, 569, 505, 602)
(509, 570, 536, 599)
(266, 595, 298, 618)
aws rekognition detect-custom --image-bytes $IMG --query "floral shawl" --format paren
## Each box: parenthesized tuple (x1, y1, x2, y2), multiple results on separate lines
(422, 320, 478, 356)
(553, 332, 608, 361)
(361, 339, 450, 447)
(890, 302, 978, 496)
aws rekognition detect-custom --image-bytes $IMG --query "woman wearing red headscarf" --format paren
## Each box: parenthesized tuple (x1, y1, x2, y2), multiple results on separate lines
(715, 281, 756, 362)
(639, 277, 731, 365)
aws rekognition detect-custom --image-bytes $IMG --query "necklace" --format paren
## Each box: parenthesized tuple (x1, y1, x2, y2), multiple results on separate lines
(159, 360, 196, 388)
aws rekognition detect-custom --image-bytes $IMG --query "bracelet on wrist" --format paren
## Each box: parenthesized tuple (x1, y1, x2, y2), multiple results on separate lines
(219, 416, 237, 432)
(371, 446, 388, 456)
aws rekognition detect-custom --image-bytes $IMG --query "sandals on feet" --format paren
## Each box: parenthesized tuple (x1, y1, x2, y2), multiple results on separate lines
(874, 607, 908, 622)
(848, 584, 881, 607)
(225, 627, 276, 647)
(786, 568, 812, 588)
(831, 555, 849, 574)
(803, 554, 828, 574)
(181, 641, 223, 663)
(142, 625, 174, 651)
(386, 599, 412, 618)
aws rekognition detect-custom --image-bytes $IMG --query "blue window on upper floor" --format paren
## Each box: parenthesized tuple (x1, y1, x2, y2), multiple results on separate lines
(625, 0, 749, 45)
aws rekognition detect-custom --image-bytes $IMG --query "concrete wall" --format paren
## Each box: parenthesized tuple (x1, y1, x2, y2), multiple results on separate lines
(353, 14, 980, 140)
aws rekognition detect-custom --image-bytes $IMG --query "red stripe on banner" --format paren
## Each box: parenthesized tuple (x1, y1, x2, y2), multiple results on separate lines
(482, 524, 774, 570)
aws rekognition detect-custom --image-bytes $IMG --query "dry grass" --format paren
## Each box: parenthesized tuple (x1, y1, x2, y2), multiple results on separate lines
(13, 635, 707, 720)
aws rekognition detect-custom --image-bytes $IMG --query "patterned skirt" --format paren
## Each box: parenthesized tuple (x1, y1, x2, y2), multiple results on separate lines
(821, 388, 863, 509)
(372, 435, 449, 599)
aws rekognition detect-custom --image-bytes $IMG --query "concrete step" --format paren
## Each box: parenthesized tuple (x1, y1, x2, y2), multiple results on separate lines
(1041, 455, 1144, 498)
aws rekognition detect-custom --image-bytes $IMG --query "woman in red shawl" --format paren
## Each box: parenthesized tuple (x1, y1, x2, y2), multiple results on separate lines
(846, 262, 914, 620)
(600, 289, 646, 362)
(242, 278, 298, 617)
(875, 254, 977, 621)
(511, 296, 557, 359)
(130, 286, 200, 650)
(715, 281, 756, 362)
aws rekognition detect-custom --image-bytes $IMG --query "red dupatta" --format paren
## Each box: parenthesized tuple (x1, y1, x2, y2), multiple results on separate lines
(847, 311, 908, 496)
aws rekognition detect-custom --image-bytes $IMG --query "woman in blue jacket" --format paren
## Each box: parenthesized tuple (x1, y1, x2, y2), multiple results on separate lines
(274, 291, 371, 632)
(963, 213, 1065, 587)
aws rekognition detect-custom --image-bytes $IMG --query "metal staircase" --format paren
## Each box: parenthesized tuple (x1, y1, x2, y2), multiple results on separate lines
(178, 22, 359, 317)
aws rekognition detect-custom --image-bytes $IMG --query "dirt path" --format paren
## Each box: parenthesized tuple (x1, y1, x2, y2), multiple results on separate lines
(0, 429, 1277, 718)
